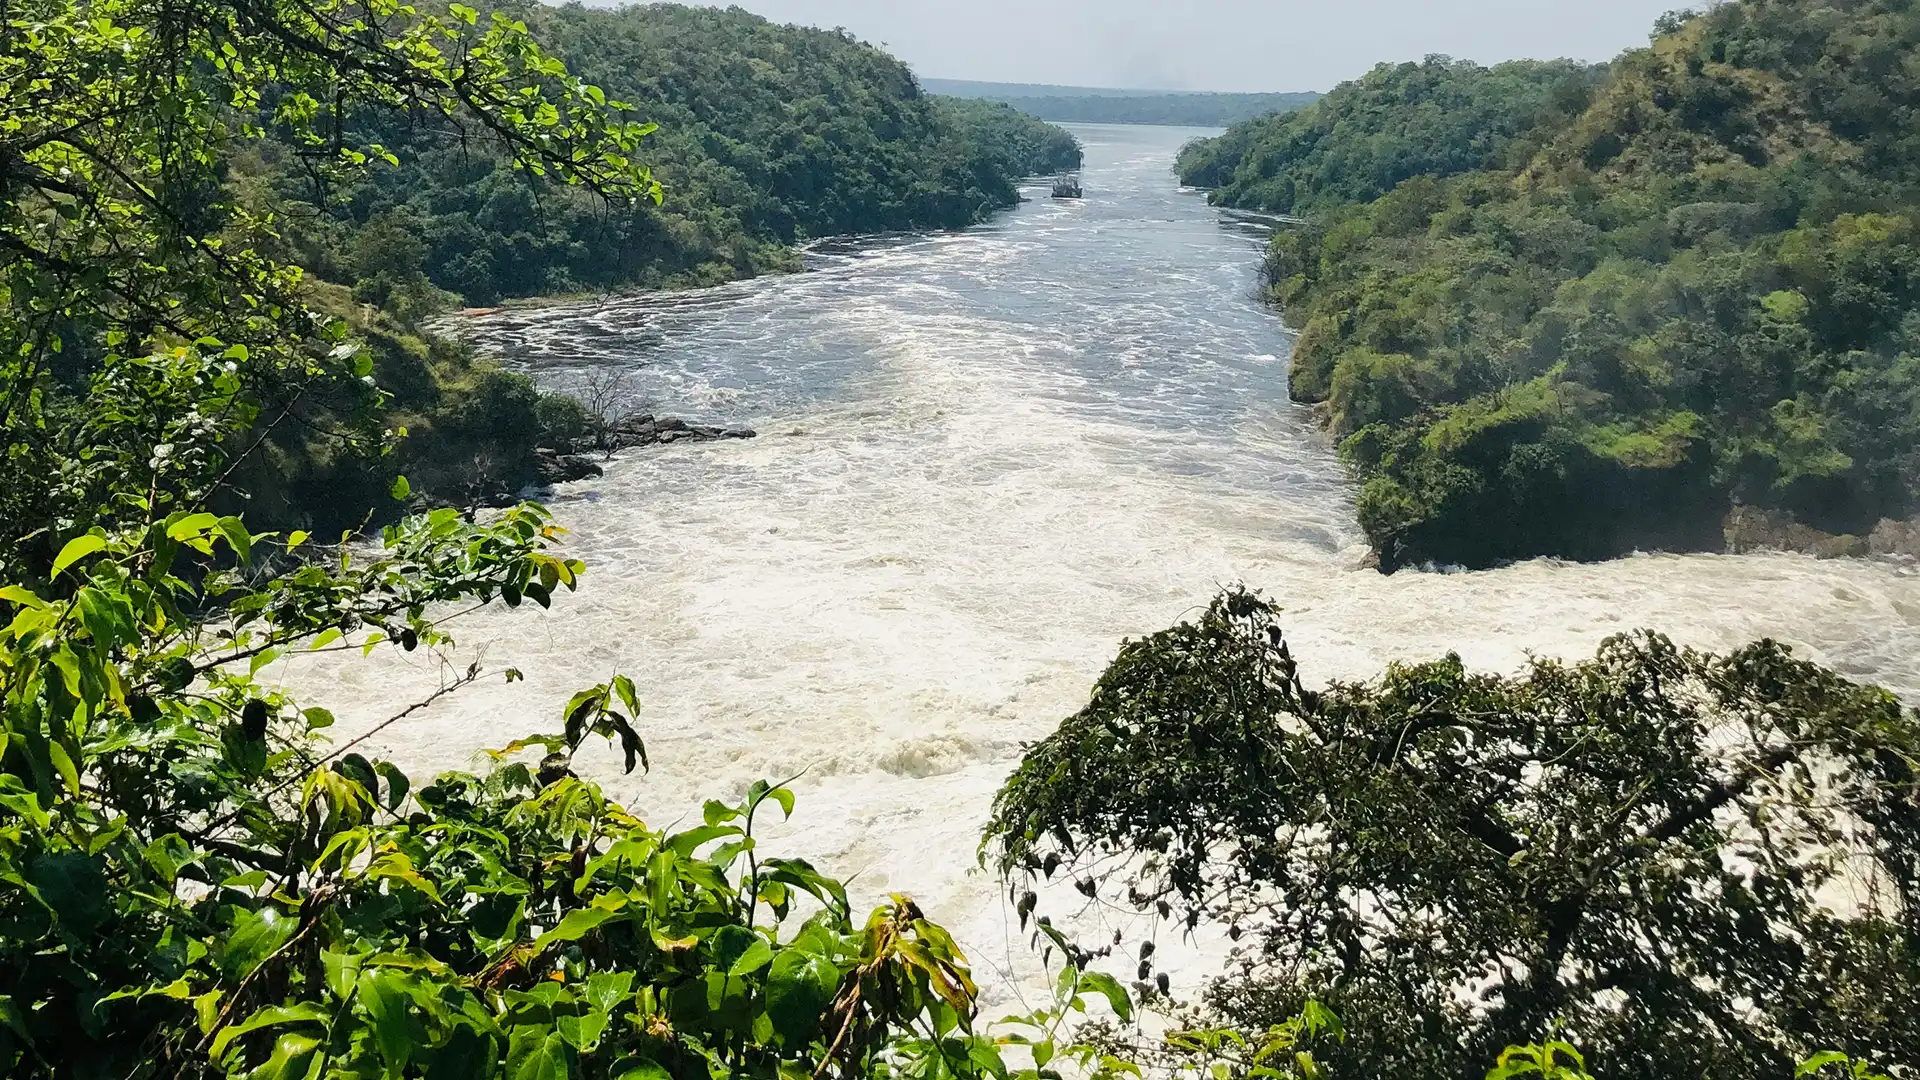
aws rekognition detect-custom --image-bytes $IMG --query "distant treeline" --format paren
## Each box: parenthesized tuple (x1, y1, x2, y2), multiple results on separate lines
(924, 78, 1321, 128)
(255, 5, 1084, 308)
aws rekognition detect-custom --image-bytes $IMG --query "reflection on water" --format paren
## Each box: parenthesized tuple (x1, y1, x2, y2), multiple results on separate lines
(298, 123, 1920, 1004)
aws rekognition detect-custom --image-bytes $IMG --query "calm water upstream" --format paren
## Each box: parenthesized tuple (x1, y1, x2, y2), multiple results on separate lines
(294, 124, 1920, 1003)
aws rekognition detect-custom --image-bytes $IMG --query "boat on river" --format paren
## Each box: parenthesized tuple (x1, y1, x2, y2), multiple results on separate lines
(1051, 176, 1082, 199)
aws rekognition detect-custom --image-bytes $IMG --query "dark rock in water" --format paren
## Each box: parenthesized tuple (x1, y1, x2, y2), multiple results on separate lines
(533, 448, 604, 485)
(1721, 505, 1920, 558)
(602, 415, 755, 452)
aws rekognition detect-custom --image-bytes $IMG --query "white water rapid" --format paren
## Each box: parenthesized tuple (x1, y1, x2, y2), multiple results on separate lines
(289, 124, 1920, 1009)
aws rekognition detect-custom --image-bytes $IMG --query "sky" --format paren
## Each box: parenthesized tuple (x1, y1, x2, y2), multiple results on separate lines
(651, 0, 1685, 93)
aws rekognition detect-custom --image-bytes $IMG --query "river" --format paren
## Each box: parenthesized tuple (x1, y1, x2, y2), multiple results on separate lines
(297, 123, 1920, 1004)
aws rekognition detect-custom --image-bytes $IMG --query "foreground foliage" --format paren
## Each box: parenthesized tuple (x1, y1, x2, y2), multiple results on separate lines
(0, 2, 1113, 1077)
(0, 0, 661, 568)
(986, 588, 1920, 1080)
(0, 498, 1154, 1080)
(1184, 0, 1920, 568)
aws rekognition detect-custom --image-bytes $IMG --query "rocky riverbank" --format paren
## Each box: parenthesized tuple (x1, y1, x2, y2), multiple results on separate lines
(1724, 505, 1920, 559)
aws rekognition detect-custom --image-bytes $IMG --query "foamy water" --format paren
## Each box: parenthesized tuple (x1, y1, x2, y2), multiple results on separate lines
(286, 125, 1920, 1009)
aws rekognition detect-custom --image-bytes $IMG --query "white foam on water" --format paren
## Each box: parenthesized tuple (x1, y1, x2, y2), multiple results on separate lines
(284, 125, 1920, 1012)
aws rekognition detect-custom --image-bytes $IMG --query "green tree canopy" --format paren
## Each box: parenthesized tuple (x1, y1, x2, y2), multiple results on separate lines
(1175, 57, 1603, 214)
(986, 588, 1920, 1080)
(258, 2, 1084, 306)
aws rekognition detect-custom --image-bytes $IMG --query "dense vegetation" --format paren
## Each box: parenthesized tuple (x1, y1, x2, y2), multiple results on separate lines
(1183, 1, 1920, 569)
(1173, 57, 1604, 212)
(0, 2, 1129, 1078)
(988, 588, 1920, 1080)
(6, 0, 1912, 1077)
(262, 3, 1082, 307)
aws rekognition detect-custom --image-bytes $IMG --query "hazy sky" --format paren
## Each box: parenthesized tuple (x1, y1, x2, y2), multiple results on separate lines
(664, 0, 1683, 92)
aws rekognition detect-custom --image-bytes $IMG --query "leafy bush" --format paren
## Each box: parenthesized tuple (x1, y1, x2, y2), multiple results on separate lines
(537, 393, 594, 449)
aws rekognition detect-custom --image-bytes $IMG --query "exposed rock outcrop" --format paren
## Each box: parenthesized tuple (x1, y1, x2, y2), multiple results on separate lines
(1724, 505, 1920, 558)
(533, 449, 604, 485)
(602, 414, 757, 451)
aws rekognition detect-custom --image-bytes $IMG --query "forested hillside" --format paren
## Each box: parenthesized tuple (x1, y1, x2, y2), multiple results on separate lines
(1174, 57, 1605, 213)
(253, 2, 1082, 307)
(211, 2, 1078, 531)
(1193, 1, 1920, 570)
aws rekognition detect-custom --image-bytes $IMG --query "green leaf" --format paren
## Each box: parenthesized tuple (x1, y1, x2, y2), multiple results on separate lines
(29, 851, 110, 937)
(729, 937, 775, 978)
(46, 741, 80, 796)
(321, 949, 364, 1002)
(221, 907, 295, 979)
(611, 673, 640, 718)
(1298, 999, 1343, 1041)
(209, 1002, 329, 1059)
(257, 1032, 322, 1080)
(585, 971, 634, 1015)
(357, 969, 416, 1074)
(77, 588, 136, 650)
(765, 950, 840, 1045)
(556, 1009, 609, 1051)
(614, 1059, 673, 1080)
(667, 823, 740, 857)
(374, 761, 411, 811)
(51, 535, 106, 577)
(533, 903, 623, 950)
(390, 475, 411, 501)
(215, 517, 253, 563)
(509, 1032, 569, 1080)
(711, 924, 760, 970)
(752, 780, 796, 820)
(757, 858, 850, 917)
(0, 585, 46, 609)
(166, 513, 219, 542)
(1799, 1053, 1853, 1079)
(1073, 970, 1132, 1023)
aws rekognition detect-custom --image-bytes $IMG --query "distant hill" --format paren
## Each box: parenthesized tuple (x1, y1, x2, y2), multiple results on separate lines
(922, 78, 1321, 127)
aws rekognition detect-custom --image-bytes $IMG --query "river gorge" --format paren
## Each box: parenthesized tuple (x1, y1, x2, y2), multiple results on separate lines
(293, 123, 1920, 1007)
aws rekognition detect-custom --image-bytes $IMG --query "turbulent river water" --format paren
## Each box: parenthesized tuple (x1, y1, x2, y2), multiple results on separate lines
(299, 124, 1920, 1004)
